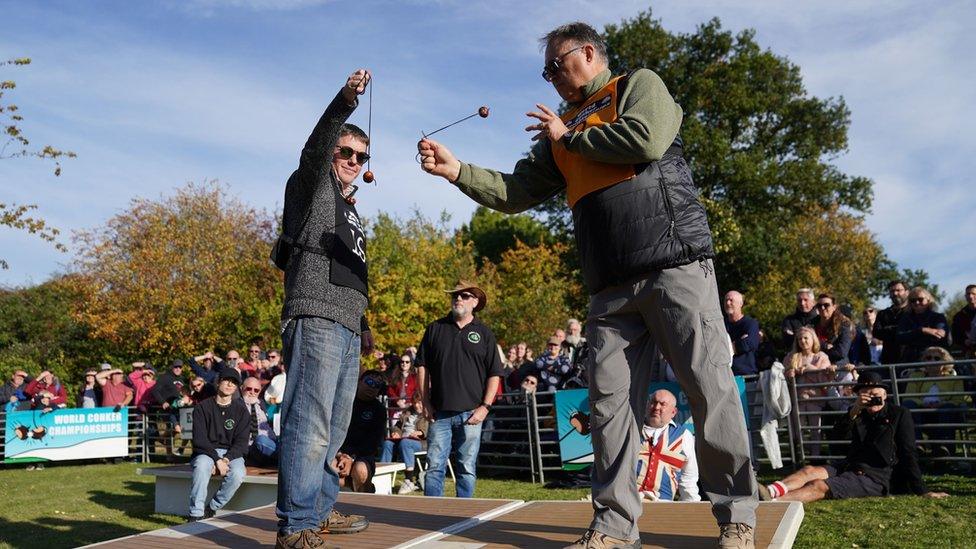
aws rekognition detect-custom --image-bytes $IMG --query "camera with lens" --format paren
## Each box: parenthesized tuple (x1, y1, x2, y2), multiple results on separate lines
(868, 396, 884, 406)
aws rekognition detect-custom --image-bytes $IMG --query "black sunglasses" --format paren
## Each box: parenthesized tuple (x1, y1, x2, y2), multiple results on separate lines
(816, 303, 833, 309)
(453, 291, 476, 301)
(909, 297, 926, 304)
(336, 145, 370, 166)
(542, 45, 584, 82)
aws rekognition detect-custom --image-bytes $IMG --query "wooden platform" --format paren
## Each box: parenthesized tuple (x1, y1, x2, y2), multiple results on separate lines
(84, 493, 803, 548)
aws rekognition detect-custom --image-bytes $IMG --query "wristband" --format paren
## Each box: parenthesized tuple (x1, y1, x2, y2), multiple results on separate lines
(481, 403, 493, 411)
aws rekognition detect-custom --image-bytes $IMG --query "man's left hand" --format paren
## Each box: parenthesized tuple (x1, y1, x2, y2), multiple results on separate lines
(215, 458, 230, 476)
(923, 491, 949, 499)
(466, 405, 488, 425)
(526, 104, 569, 143)
(361, 330, 375, 357)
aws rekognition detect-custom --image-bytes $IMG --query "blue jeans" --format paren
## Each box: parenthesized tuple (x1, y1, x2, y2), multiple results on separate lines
(380, 438, 424, 469)
(189, 449, 245, 517)
(423, 410, 482, 497)
(275, 316, 360, 535)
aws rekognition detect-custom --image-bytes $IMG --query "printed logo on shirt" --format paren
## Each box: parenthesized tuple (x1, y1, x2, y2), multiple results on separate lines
(467, 332, 482, 344)
(224, 419, 236, 430)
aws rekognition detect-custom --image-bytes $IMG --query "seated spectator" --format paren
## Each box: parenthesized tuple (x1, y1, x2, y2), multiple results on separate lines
(188, 368, 250, 521)
(896, 287, 949, 363)
(240, 376, 278, 467)
(25, 370, 68, 407)
(337, 370, 388, 493)
(96, 368, 133, 410)
(244, 344, 264, 370)
(190, 351, 222, 385)
(387, 354, 418, 417)
(128, 366, 157, 412)
(535, 336, 572, 392)
(521, 374, 539, 395)
(188, 375, 217, 403)
(563, 318, 587, 364)
(759, 372, 949, 502)
(263, 366, 286, 423)
(76, 369, 100, 408)
(2, 369, 31, 411)
(724, 290, 760, 375)
(950, 284, 976, 358)
(151, 360, 188, 411)
(814, 294, 854, 370)
(636, 389, 700, 502)
(501, 346, 522, 393)
(903, 347, 971, 457)
(381, 398, 428, 494)
(784, 327, 833, 457)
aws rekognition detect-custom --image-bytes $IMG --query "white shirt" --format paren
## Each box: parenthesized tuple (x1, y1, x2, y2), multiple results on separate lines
(264, 372, 286, 404)
(640, 421, 701, 502)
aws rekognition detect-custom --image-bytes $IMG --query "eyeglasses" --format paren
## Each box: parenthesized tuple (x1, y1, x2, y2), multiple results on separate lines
(542, 45, 585, 81)
(242, 387, 261, 394)
(249, 349, 261, 354)
(816, 303, 833, 309)
(453, 292, 476, 301)
(401, 360, 412, 364)
(336, 145, 370, 165)
(268, 354, 278, 359)
(909, 297, 926, 304)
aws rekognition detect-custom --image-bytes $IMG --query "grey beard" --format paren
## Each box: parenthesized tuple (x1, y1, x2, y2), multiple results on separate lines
(451, 305, 470, 319)
(565, 334, 582, 346)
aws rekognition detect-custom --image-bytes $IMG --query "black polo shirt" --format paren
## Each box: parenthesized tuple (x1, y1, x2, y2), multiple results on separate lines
(416, 315, 504, 412)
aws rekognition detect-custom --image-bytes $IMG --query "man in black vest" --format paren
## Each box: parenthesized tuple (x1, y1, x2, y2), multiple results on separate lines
(274, 68, 375, 549)
(418, 21, 757, 549)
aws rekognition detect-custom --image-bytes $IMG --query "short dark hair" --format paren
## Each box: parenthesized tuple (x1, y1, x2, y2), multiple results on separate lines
(887, 280, 907, 291)
(541, 21, 608, 63)
(817, 292, 836, 304)
(340, 123, 369, 145)
(966, 284, 976, 293)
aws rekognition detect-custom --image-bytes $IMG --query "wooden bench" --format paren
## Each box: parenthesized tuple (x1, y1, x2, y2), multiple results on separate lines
(139, 462, 407, 516)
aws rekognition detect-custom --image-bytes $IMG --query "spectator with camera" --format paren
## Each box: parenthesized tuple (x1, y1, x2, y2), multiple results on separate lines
(188, 368, 251, 521)
(759, 371, 948, 502)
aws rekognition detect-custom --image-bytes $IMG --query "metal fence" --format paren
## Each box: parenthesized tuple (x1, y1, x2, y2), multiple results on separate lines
(4, 359, 973, 476)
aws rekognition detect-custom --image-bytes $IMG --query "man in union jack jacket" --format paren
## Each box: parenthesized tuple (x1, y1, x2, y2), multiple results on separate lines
(636, 389, 700, 502)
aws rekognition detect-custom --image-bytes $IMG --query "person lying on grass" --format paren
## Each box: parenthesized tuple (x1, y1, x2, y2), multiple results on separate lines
(759, 371, 949, 502)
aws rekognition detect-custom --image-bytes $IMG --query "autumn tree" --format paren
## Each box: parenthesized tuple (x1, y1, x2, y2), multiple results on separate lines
(70, 181, 281, 361)
(458, 206, 551, 266)
(479, 240, 584, 350)
(1, 57, 76, 269)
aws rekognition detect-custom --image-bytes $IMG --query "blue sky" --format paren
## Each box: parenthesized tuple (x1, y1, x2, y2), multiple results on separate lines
(2, 0, 974, 304)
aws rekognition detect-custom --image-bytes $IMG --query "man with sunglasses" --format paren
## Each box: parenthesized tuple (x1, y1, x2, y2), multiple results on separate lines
(416, 280, 504, 499)
(275, 68, 376, 549)
(418, 21, 757, 549)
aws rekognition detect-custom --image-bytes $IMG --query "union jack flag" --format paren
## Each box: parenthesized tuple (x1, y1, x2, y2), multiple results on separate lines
(635, 423, 688, 501)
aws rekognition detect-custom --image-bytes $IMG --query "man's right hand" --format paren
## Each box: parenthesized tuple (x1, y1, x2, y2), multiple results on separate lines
(418, 138, 461, 182)
(342, 68, 371, 104)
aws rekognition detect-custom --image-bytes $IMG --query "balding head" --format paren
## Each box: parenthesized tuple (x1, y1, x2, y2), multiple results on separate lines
(645, 389, 678, 428)
(724, 290, 744, 320)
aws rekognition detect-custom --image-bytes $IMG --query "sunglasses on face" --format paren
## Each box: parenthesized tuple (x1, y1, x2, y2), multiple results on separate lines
(242, 387, 261, 394)
(542, 45, 584, 81)
(816, 303, 833, 309)
(453, 292, 476, 301)
(335, 145, 370, 165)
(909, 297, 926, 304)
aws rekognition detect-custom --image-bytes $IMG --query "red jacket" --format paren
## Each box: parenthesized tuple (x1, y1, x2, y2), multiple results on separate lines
(25, 378, 69, 406)
(387, 373, 418, 403)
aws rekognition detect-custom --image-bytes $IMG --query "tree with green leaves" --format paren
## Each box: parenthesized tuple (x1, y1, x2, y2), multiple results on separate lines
(1, 57, 76, 269)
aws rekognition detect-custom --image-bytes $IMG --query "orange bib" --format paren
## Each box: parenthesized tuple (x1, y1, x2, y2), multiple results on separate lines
(552, 76, 636, 208)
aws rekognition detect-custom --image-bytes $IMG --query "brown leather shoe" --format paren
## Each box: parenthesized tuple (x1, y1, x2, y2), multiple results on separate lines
(319, 508, 369, 534)
(563, 529, 640, 549)
(718, 523, 755, 549)
(276, 529, 336, 549)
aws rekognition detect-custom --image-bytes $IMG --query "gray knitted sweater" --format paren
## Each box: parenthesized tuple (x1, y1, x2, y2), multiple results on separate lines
(280, 91, 368, 334)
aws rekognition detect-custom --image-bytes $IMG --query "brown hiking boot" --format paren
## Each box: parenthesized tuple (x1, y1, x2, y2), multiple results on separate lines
(563, 529, 640, 549)
(275, 528, 336, 548)
(718, 523, 755, 549)
(319, 508, 369, 534)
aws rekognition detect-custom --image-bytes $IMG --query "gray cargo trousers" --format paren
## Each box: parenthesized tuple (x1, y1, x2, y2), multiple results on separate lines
(586, 258, 758, 540)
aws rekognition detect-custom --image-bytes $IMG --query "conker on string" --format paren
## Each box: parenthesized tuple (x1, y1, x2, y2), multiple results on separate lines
(478, 106, 490, 118)
(362, 171, 374, 183)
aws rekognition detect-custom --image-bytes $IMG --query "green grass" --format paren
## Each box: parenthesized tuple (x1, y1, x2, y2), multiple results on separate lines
(0, 463, 973, 548)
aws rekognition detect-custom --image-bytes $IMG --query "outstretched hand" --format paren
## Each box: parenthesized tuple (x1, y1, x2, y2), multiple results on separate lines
(525, 103, 569, 142)
(342, 69, 371, 104)
(418, 138, 461, 182)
